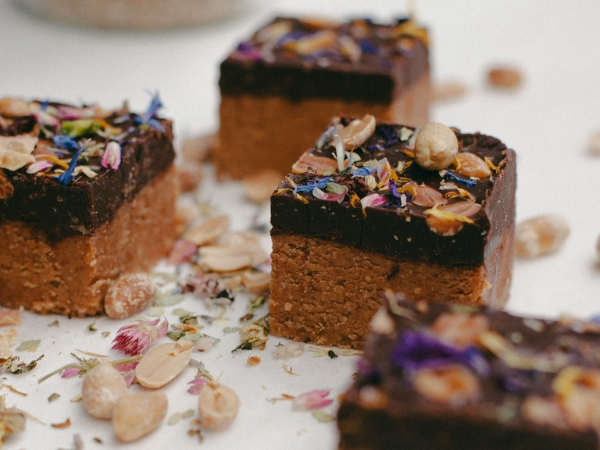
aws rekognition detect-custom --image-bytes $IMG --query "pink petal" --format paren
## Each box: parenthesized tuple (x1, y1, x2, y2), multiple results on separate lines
(101, 141, 121, 170)
(27, 159, 53, 174)
(360, 193, 387, 209)
(187, 378, 207, 394)
(167, 239, 198, 265)
(292, 390, 334, 411)
(57, 105, 97, 120)
(312, 187, 347, 202)
(61, 367, 81, 378)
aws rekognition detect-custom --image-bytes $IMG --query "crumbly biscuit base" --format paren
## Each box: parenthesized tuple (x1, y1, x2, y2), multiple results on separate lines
(270, 226, 513, 349)
(216, 73, 430, 180)
(0, 166, 178, 317)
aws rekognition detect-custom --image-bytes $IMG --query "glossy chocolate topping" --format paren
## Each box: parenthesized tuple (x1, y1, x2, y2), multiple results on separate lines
(338, 299, 600, 449)
(0, 100, 175, 244)
(271, 117, 516, 267)
(220, 17, 429, 103)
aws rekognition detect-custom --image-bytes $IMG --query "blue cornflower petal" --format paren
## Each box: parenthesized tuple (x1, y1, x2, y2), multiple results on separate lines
(53, 135, 79, 150)
(141, 91, 163, 124)
(351, 166, 377, 177)
(391, 331, 490, 376)
(445, 171, 477, 187)
(56, 142, 87, 185)
(293, 177, 331, 196)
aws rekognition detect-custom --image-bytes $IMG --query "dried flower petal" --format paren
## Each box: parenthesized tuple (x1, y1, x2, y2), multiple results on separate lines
(101, 141, 121, 170)
(292, 390, 334, 411)
(0, 135, 37, 171)
(112, 317, 168, 356)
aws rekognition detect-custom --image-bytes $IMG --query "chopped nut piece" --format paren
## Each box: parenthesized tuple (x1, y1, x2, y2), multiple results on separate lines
(404, 181, 447, 207)
(82, 363, 128, 420)
(183, 214, 230, 247)
(338, 114, 377, 150)
(292, 152, 338, 175)
(113, 391, 167, 442)
(412, 365, 480, 404)
(515, 215, 570, 258)
(243, 169, 283, 203)
(414, 123, 458, 170)
(0, 135, 38, 171)
(456, 152, 491, 179)
(247, 356, 261, 366)
(0, 97, 29, 117)
(104, 273, 155, 319)
(432, 81, 468, 102)
(488, 66, 522, 89)
(135, 341, 194, 389)
(431, 313, 490, 348)
(425, 202, 482, 236)
(288, 30, 337, 55)
(198, 382, 240, 430)
(241, 270, 271, 294)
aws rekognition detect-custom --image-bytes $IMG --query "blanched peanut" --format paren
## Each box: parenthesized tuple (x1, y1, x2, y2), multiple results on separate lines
(515, 215, 569, 258)
(183, 214, 230, 247)
(414, 123, 458, 170)
(198, 382, 240, 430)
(338, 114, 376, 150)
(113, 391, 167, 442)
(104, 273, 155, 319)
(82, 363, 128, 419)
(135, 340, 193, 389)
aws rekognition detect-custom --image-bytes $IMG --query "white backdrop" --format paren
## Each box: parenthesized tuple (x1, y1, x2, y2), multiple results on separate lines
(1, 1, 600, 448)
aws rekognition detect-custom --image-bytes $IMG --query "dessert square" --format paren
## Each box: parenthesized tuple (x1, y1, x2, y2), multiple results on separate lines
(0, 96, 177, 317)
(337, 294, 600, 450)
(269, 116, 516, 348)
(216, 16, 430, 179)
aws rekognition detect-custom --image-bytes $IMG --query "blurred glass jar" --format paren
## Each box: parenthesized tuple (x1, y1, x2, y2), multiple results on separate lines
(17, 0, 256, 29)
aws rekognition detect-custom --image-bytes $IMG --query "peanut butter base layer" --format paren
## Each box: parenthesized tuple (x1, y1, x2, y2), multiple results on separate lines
(270, 228, 513, 349)
(215, 73, 430, 180)
(0, 166, 178, 317)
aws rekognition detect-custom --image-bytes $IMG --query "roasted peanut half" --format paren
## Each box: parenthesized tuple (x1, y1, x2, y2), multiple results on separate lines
(82, 363, 128, 420)
(515, 215, 569, 258)
(198, 382, 240, 430)
(113, 391, 168, 442)
(104, 273, 155, 319)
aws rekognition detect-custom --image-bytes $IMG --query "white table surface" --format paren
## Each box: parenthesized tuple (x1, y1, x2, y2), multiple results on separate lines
(1, 0, 600, 448)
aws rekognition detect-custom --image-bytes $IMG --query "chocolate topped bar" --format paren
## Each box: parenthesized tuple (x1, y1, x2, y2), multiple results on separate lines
(269, 117, 516, 348)
(0, 100, 174, 243)
(337, 294, 600, 449)
(0, 95, 177, 316)
(272, 118, 515, 266)
(216, 16, 430, 179)
(220, 17, 428, 103)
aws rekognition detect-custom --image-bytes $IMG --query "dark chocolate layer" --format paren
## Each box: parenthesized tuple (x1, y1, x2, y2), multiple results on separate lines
(0, 101, 175, 243)
(271, 118, 516, 267)
(338, 298, 600, 449)
(219, 17, 429, 103)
